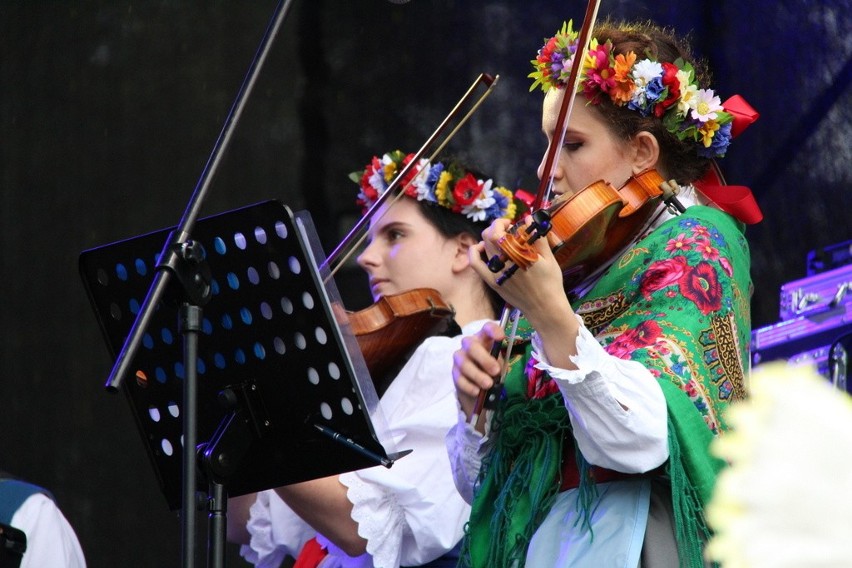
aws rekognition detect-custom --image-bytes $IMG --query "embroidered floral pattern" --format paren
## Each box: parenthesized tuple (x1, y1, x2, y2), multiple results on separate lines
(572, 207, 751, 431)
(525, 355, 560, 400)
(605, 320, 664, 359)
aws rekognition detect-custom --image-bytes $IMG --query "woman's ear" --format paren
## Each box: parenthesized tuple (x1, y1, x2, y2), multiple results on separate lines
(452, 233, 477, 273)
(630, 131, 660, 174)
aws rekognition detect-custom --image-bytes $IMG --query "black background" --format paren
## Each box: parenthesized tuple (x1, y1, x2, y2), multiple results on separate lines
(1, 1, 849, 565)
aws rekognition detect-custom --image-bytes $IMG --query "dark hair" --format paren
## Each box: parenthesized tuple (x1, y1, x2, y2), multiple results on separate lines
(590, 20, 714, 184)
(413, 198, 504, 318)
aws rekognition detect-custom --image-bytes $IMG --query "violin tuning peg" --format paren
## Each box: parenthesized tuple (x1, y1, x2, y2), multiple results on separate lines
(487, 254, 506, 273)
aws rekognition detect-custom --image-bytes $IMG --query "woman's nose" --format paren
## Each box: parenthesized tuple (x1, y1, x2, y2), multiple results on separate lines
(356, 241, 379, 270)
(537, 144, 565, 191)
(537, 143, 559, 181)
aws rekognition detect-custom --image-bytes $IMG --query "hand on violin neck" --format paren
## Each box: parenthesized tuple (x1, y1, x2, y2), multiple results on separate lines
(453, 321, 504, 422)
(473, 225, 567, 320)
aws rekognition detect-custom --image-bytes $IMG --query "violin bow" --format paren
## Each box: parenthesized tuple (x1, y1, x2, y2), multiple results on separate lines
(535, 0, 602, 209)
(469, 0, 602, 426)
(321, 73, 500, 281)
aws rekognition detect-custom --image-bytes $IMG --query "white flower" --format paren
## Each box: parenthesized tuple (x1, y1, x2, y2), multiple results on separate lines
(705, 362, 852, 567)
(690, 88, 724, 122)
(367, 168, 385, 193)
(630, 59, 663, 88)
(627, 59, 663, 110)
(461, 179, 495, 222)
(409, 159, 434, 201)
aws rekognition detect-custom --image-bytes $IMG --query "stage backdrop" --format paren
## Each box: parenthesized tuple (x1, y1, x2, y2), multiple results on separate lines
(1, 1, 849, 565)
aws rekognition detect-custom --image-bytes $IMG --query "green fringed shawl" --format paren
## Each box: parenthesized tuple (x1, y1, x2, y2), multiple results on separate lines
(660, 379, 726, 568)
(459, 206, 750, 568)
(460, 341, 571, 568)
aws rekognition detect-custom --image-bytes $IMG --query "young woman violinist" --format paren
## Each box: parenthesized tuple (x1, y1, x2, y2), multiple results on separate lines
(230, 150, 525, 568)
(449, 19, 760, 567)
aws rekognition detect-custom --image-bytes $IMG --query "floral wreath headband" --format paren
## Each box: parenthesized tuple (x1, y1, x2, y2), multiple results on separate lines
(351, 150, 532, 224)
(529, 20, 735, 158)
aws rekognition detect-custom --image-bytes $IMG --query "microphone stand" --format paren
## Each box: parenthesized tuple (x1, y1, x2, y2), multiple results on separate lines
(102, 1, 295, 566)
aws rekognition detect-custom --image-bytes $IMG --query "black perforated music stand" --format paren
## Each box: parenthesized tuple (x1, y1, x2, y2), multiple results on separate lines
(79, 201, 402, 514)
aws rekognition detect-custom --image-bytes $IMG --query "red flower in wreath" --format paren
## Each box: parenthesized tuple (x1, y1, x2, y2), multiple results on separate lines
(452, 173, 483, 207)
(357, 184, 378, 210)
(654, 62, 681, 117)
(605, 320, 663, 359)
(678, 261, 722, 315)
(537, 37, 559, 75)
(399, 153, 423, 197)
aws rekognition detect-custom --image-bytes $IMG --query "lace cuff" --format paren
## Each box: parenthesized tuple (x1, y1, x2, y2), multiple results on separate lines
(445, 411, 486, 504)
(241, 490, 314, 568)
(337, 472, 405, 568)
(531, 314, 617, 385)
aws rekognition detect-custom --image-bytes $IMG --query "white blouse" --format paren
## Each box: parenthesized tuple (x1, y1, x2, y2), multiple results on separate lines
(242, 319, 491, 568)
(446, 318, 669, 503)
(11, 493, 87, 568)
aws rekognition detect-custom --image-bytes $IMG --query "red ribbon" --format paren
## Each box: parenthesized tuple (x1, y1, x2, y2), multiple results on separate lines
(293, 537, 328, 568)
(512, 188, 536, 220)
(514, 188, 536, 209)
(694, 95, 763, 224)
(723, 94, 760, 138)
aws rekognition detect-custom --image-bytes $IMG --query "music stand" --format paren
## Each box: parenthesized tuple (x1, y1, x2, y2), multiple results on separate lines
(80, 200, 405, 562)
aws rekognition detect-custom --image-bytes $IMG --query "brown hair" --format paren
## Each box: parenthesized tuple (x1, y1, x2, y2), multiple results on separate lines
(590, 20, 714, 183)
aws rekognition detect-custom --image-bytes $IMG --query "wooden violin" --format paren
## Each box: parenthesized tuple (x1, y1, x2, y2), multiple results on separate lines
(488, 168, 684, 290)
(348, 288, 455, 396)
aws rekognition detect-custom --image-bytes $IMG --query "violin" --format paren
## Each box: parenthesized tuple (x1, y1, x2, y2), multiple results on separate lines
(348, 288, 455, 396)
(488, 168, 684, 290)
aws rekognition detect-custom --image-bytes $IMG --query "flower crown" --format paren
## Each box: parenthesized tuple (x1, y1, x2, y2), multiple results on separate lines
(351, 150, 526, 223)
(529, 21, 734, 158)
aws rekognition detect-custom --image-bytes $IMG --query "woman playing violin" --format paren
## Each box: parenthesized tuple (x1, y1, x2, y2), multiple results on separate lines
(230, 150, 525, 568)
(449, 19, 759, 567)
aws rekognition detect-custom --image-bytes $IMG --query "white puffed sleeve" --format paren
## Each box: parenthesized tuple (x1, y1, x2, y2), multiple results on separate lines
(329, 321, 487, 568)
(12, 493, 86, 568)
(444, 411, 487, 504)
(531, 315, 669, 473)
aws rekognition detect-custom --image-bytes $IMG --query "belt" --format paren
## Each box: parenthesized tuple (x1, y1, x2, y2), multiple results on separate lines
(559, 442, 664, 492)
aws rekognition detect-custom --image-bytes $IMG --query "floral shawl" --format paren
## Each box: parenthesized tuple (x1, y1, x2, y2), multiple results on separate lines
(461, 205, 751, 568)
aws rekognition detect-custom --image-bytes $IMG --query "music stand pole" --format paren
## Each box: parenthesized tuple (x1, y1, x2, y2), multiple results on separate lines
(207, 481, 227, 568)
(100, 2, 295, 566)
(181, 303, 202, 568)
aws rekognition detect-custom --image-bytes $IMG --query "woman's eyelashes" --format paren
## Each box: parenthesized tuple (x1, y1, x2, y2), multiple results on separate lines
(379, 225, 405, 243)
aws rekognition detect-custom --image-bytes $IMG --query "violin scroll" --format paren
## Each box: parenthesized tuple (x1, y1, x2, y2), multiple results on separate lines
(486, 209, 553, 282)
